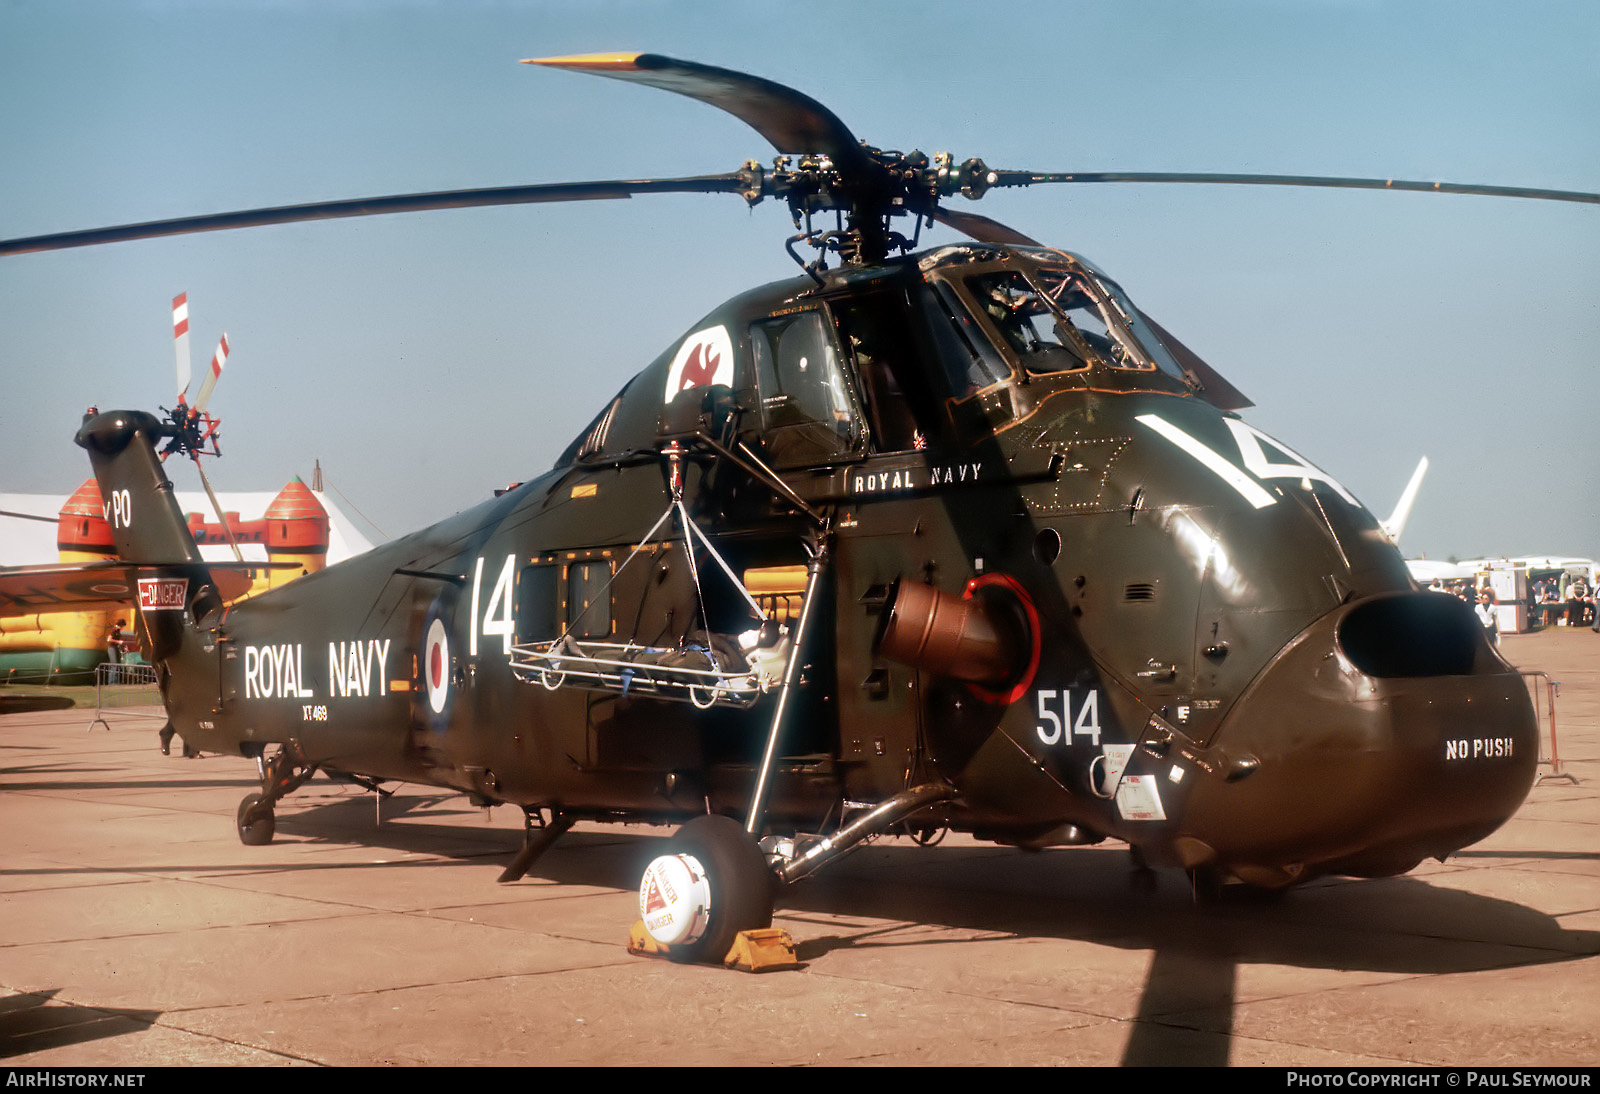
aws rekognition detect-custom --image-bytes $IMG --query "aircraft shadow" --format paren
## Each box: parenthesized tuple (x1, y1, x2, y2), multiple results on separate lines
(773, 842, 1600, 1066)
(0, 696, 74, 715)
(4, 776, 263, 791)
(157, 797, 1600, 1067)
(0, 989, 161, 1060)
(267, 800, 1600, 986)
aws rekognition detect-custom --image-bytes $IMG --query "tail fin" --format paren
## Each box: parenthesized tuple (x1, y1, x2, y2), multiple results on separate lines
(1381, 456, 1429, 544)
(74, 409, 223, 658)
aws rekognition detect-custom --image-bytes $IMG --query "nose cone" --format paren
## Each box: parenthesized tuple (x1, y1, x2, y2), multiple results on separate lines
(1176, 592, 1538, 884)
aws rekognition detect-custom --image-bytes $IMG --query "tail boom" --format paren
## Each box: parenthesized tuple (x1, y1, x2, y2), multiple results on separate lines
(74, 409, 224, 659)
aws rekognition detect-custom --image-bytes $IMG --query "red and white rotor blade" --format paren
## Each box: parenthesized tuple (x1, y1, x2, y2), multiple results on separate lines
(192, 333, 229, 413)
(172, 292, 192, 404)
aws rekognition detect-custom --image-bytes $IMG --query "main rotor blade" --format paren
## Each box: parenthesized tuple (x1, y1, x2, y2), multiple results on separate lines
(990, 170, 1600, 206)
(526, 53, 873, 176)
(0, 175, 746, 256)
(186, 456, 243, 563)
(931, 208, 1043, 247)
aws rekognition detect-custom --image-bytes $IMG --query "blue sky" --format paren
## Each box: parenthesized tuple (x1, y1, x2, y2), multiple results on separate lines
(2, 0, 1596, 559)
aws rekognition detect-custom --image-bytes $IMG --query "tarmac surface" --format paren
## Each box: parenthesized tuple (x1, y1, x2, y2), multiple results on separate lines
(2, 628, 1596, 1067)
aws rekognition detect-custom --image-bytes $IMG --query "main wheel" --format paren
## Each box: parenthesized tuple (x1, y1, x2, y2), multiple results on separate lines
(637, 814, 774, 964)
(236, 792, 275, 846)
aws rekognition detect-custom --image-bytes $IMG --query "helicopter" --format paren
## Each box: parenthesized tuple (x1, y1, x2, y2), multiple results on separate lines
(4, 52, 1593, 965)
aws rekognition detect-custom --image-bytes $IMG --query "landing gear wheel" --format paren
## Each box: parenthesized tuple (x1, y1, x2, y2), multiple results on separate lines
(237, 792, 275, 846)
(638, 814, 774, 964)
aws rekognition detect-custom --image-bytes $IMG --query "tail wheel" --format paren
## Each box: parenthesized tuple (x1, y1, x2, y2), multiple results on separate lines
(236, 792, 275, 846)
(638, 814, 774, 964)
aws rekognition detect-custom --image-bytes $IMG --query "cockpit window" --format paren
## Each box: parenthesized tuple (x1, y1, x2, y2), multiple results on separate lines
(964, 265, 1182, 378)
(1097, 276, 1190, 382)
(1038, 272, 1142, 369)
(918, 282, 1013, 397)
(1034, 265, 1188, 380)
(969, 271, 1091, 374)
(749, 310, 863, 466)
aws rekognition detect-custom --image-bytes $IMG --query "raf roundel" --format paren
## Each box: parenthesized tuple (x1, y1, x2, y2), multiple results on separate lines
(424, 615, 450, 716)
(416, 594, 458, 733)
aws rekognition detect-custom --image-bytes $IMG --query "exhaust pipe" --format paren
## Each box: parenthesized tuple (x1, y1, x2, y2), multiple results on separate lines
(877, 576, 1038, 700)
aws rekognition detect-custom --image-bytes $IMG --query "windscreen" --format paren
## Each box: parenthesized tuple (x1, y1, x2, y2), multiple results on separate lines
(976, 259, 1189, 382)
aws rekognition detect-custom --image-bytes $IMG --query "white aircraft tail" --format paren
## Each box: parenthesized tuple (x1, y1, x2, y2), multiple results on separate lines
(1381, 456, 1429, 543)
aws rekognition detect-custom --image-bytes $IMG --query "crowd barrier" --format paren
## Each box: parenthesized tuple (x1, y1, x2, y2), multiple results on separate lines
(1520, 671, 1575, 785)
(87, 662, 163, 733)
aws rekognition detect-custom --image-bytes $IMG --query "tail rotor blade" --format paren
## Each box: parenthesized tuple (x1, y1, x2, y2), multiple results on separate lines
(172, 292, 192, 404)
(192, 333, 229, 414)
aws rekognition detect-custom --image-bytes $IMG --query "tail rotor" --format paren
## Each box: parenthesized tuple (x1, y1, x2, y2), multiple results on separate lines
(192, 332, 229, 414)
(158, 293, 242, 561)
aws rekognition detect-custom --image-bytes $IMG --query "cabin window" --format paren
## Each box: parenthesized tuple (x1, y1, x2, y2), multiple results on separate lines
(567, 560, 613, 639)
(749, 311, 862, 466)
(831, 293, 932, 453)
(516, 563, 560, 642)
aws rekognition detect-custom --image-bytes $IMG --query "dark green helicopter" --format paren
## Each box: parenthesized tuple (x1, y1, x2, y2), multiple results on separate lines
(8, 53, 1592, 964)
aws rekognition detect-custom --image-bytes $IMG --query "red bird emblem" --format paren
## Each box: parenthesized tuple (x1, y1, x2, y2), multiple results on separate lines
(677, 342, 720, 392)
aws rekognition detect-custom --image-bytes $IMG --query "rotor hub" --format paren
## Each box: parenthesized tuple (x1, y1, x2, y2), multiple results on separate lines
(740, 147, 1000, 265)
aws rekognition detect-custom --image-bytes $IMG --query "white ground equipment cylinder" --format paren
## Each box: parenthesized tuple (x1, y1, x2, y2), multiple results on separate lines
(638, 851, 711, 947)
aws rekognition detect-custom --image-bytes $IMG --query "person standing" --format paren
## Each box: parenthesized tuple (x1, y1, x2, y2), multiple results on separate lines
(1567, 575, 1590, 628)
(1475, 590, 1500, 647)
(105, 619, 128, 684)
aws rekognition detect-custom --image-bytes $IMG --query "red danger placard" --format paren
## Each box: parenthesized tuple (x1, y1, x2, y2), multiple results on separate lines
(137, 577, 188, 611)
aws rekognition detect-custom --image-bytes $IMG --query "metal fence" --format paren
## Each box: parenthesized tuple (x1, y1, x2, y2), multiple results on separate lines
(87, 662, 163, 732)
(1520, 670, 1576, 785)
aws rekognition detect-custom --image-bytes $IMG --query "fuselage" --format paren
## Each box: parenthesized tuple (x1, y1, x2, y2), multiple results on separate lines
(130, 242, 1535, 886)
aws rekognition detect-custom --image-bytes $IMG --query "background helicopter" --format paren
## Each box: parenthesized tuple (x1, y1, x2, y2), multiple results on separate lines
(6, 33, 1593, 963)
